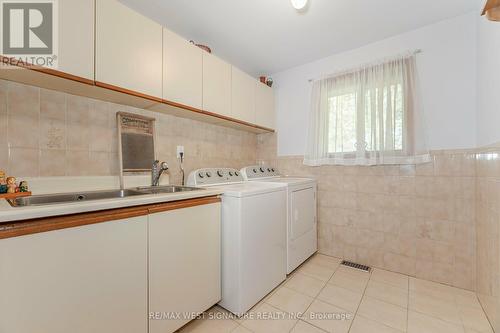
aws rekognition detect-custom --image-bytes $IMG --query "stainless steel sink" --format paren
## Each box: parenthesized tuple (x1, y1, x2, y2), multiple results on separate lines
(132, 185, 203, 195)
(7, 186, 204, 207)
(7, 189, 145, 207)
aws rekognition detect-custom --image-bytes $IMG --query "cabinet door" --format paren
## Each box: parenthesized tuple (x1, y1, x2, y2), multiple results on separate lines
(163, 28, 202, 109)
(203, 53, 231, 117)
(58, 0, 95, 80)
(0, 217, 148, 333)
(96, 0, 162, 99)
(255, 82, 275, 129)
(290, 187, 316, 240)
(149, 203, 221, 333)
(231, 66, 256, 124)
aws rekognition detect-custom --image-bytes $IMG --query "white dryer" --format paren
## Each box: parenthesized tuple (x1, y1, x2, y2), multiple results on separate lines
(241, 166, 317, 274)
(187, 168, 287, 316)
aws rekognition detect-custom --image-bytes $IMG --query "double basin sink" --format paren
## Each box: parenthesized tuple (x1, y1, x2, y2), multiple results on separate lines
(7, 185, 203, 207)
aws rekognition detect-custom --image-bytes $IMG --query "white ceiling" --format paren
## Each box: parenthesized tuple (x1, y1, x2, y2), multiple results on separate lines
(119, 0, 478, 77)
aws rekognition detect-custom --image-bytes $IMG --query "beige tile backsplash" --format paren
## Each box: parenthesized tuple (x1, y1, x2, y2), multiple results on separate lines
(476, 145, 500, 332)
(257, 132, 477, 291)
(3, 79, 500, 328)
(0, 80, 257, 182)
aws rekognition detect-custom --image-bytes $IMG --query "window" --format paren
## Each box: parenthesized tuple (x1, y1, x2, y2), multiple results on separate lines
(327, 83, 404, 154)
(305, 55, 430, 166)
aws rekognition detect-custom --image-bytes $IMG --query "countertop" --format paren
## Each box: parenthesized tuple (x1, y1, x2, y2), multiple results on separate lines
(0, 188, 224, 223)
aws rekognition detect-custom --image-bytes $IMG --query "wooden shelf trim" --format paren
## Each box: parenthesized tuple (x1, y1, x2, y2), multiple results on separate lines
(0, 55, 95, 85)
(0, 196, 221, 239)
(95, 81, 163, 103)
(163, 99, 276, 132)
(0, 55, 274, 133)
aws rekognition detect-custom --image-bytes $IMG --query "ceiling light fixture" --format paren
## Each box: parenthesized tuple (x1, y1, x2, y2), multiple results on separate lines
(291, 0, 308, 10)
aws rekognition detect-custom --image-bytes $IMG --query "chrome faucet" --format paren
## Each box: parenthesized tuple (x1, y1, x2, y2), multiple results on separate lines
(151, 160, 169, 186)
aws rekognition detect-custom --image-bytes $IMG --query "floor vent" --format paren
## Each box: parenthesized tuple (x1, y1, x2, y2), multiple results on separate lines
(341, 260, 371, 272)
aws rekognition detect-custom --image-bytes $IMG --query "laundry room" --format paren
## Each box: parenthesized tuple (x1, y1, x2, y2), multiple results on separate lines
(0, 0, 500, 332)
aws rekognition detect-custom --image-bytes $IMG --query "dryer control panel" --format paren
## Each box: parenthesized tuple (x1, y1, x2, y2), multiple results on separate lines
(241, 165, 280, 180)
(187, 168, 243, 186)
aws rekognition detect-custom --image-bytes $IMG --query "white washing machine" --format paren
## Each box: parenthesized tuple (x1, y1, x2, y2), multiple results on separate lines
(241, 165, 317, 274)
(187, 168, 287, 316)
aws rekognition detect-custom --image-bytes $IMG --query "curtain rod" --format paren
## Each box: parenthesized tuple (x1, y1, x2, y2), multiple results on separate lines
(307, 49, 423, 83)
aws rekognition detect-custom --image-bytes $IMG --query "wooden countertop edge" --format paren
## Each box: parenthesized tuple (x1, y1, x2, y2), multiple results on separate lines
(0, 195, 221, 239)
(147, 196, 221, 214)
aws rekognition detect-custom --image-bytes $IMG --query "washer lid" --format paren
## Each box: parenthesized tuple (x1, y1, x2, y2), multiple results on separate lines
(207, 182, 287, 197)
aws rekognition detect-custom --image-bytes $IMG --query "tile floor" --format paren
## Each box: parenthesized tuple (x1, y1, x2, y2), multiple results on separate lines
(178, 254, 493, 333)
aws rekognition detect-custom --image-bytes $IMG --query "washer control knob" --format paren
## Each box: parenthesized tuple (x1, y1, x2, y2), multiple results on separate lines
(260, 167, 265, 173)
(206, 172, 212, 178)
(229, 171, 234, 176)
(267, 168, 271, 172)
(253, 168, 257, 173)
(198, 172, 205, 178)
(271, 168, 275, 172)
(217, 170, 224, 177)
(235, 171, 240, 176)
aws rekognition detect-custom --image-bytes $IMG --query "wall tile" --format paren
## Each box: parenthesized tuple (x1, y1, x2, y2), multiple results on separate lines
(415, 159, 435, 176)
(8, 114, 39, 148)
(399, 165, 416, 176)
(416, 218, 455, 242)
(65, 150, 89, 176)
(88, 151, 111, 176)
(0, 143, 8, 173)
(40, 88, 66, 121)
(7, 82, 39, 117)
(66, 123, 89, 150)
(67, 95, 89, 125)
(39, 149, 66, 176)
(475, 146, 500, 331)
(434, 154, 462, 176)
(0, 80, 7, 114)
(89, 125, 111, 152)
(383, 253, 416, 276)
(109, 152, 120, 175)
(89, 100, 109, 127)
(39, 118, 66, 150)
(0, 112, 7, 144)
(9, 147, 39, 177)
(257, 132, 478, 291)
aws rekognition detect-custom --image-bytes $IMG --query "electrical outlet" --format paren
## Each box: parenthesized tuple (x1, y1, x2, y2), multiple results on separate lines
(176, 146, 184, 158)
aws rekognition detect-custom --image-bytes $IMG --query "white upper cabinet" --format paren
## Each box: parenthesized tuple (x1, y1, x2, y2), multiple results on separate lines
(58, 0, 94, 80)
(96, 0, 163, 99)
(163, 28, 202, 108)
(255, 82, 275, 129)
(231, 66, 256, 124)
(203, 52, 232, 117)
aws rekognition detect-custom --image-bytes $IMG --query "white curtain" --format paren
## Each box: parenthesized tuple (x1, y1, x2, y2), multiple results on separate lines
(304, 55, 430, 166)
